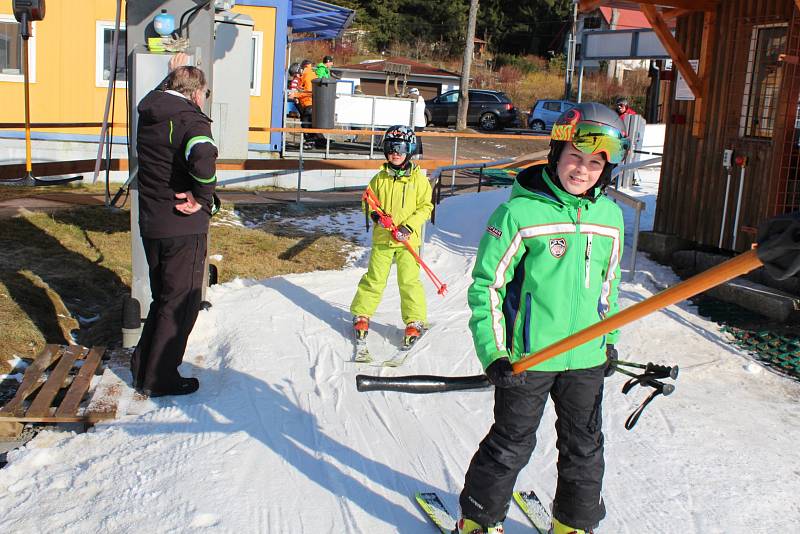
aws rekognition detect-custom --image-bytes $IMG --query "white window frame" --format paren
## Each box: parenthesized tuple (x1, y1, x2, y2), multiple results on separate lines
(96, 20, 127, 88)
(0, 15, 36, 83)
(250, 30, 263, 96)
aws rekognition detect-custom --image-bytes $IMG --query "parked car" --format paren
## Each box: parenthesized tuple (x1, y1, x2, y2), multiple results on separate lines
(527, 99, 575, 131)
(424, 89, 519, 130)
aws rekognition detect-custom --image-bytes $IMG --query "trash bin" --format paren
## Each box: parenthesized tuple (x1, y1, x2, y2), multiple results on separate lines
(311, 77, 337, 129)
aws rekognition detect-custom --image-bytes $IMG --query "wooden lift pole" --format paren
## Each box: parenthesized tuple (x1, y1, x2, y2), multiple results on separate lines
(512, 250, 763, 373)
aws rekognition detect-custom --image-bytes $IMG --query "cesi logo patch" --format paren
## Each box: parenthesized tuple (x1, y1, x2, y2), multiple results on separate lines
(549, 237, 567, 258)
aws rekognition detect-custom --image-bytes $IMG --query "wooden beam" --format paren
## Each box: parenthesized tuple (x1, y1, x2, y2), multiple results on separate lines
(26, 345, 84, 418)
(641, 4, 702, 99)
(630, 0, 717, 11)
(661, 8, 692, 21)
(795, 0, 800, 14)
(55, 347, 105, 418)
(0, 158, 127, 180)
(692, 9, 717, 137)
(578, 0, 605, 13)
(0, 345, 61, 417)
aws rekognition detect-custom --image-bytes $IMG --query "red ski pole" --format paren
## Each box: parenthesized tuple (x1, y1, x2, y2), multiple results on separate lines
(363, 188, 448, 296)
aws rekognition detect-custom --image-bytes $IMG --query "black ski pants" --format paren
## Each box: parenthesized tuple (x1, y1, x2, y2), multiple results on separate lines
(459, 365, 606, 530)
(131, 234, 207, 392)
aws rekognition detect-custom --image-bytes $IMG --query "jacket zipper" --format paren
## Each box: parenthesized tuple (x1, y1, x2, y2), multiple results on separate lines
(566, 205, 583, 370)
(585, 233, 593, 289)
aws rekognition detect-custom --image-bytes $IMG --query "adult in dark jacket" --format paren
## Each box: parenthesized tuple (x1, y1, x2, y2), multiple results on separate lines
(131, 55, 218, 398)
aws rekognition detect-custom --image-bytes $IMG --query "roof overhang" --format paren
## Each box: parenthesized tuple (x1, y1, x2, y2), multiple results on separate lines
(579, 0, 720, 137)
(288, 0, 355, 41)
(580, 0, 718, 12)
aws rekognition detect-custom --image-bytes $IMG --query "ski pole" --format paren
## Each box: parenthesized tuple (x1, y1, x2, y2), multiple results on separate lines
(617, 367, 674, 430)
(615, 359, 679, 380)
(363, 187, 448, 296)
(614, 366, 675, 396)
(513, 209, 800, 375)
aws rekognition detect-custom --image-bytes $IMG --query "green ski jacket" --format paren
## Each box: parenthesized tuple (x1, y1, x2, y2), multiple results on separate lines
(364, 163, 433, 250)
(468, 164, 624, 372)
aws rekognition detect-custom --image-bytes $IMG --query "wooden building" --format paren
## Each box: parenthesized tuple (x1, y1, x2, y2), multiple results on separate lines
(580, 0, 800, 252)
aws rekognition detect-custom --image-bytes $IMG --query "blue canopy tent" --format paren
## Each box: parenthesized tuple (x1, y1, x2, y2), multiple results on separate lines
(240, 0, 355, 150)
(289, 0, 355, 42)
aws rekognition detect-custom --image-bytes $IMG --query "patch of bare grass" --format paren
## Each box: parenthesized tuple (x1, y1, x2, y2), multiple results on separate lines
(0, 202, 357, 374)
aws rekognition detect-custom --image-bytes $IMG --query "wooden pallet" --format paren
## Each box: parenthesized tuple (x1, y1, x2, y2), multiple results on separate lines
(0, 344, 112, 437)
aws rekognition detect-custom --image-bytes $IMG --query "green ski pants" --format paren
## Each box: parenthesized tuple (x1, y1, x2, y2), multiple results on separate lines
(350, 242, 427, 324)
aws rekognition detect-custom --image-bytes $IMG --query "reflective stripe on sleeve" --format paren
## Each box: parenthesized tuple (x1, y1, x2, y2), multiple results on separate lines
(190, 173, 217, 184)
(184, 135, 216, 161)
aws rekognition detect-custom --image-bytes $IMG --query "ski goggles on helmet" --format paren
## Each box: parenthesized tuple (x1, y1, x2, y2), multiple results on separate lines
(383, 139, 414, 156)
(552, 121, 630, 164)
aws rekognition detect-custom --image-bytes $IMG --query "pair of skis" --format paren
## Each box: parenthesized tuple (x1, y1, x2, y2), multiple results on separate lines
(353, 327, 426, 367)
(416, 490, 550, 533)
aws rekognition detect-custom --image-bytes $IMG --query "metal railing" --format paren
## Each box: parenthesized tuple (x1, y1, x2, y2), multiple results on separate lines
(429, 156, 517, 224)
(606, 186, 646, 282)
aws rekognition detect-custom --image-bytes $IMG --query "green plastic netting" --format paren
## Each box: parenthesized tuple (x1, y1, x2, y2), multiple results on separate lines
(694, 296, 800, 380)
(722, 327, 800, 378)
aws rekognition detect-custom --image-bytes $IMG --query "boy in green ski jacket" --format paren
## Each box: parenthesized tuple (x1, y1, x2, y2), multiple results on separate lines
(456, 103, 631, 534)
(314, 55, 334, 78)
(350, 125, 433, 350)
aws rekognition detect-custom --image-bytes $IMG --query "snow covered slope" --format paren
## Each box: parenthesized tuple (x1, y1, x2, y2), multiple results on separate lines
(2, 175, 798, 533)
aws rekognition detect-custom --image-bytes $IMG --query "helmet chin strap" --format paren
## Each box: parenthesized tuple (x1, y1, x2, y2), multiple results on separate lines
(387, 157, 412, 175)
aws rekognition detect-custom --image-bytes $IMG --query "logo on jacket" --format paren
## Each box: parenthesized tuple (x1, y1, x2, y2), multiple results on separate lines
(486, 225, 502, 239)
(549, 237, 567, 258)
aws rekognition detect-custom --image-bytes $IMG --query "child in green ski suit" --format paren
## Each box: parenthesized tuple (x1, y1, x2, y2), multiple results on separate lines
(456, 102, 631, 534)
(350, 125, 433, 345)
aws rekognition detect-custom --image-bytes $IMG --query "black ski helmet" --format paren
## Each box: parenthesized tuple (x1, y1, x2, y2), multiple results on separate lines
(288, 62, 301, 76)
(381, 125, 418, 171)
(546, 102, 630, 191)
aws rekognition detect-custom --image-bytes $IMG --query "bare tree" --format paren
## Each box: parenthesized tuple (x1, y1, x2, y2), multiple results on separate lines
(456, 0, 479, 131)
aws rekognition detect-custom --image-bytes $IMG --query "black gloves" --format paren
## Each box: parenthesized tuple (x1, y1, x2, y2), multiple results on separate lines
(369, 211, 394, 229)
(756, 211, 800, 281)
(486, 358, 526, 388)
(604, 344, 618, 377)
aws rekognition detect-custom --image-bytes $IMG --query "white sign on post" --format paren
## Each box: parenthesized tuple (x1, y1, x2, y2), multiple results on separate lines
(675, 59, 699, 101)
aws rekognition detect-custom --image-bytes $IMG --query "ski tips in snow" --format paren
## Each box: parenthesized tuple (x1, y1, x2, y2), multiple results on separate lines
(415, 492, 457, 533)
(416, 490, 550, 533)
(512, 490, 551, 533)
(350, 322, 429, 367)
(353, 337, 373, 363)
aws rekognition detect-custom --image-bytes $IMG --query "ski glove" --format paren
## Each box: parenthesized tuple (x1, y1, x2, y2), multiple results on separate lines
(604, 344, 618, 377)
(370, 211, 394, 229)
(485, 358, 526, 388)
(392, 225, 413, 242)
